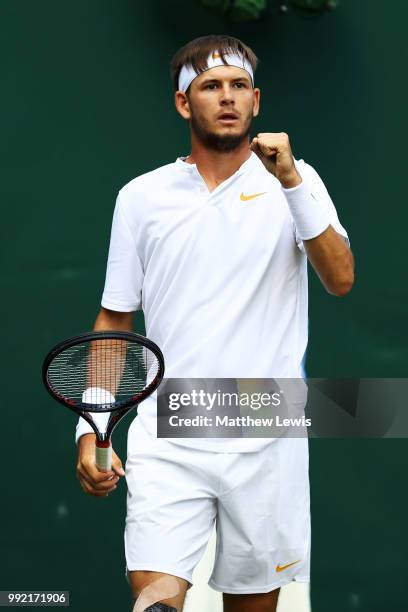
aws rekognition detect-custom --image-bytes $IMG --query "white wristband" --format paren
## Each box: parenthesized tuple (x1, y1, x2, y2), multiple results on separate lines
(282, 179, 331, 241)
(75, 387, 115, 445)
(81, 387, 115, 406)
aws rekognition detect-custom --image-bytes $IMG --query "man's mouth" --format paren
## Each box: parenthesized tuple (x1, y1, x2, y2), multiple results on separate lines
(217, 112, 239, 123)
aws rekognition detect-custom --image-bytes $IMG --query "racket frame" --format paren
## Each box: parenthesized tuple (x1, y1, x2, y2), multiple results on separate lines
(42, 330, 165, 443)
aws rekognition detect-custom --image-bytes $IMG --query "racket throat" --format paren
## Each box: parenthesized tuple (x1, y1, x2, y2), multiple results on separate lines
(95, 438, 111, 447)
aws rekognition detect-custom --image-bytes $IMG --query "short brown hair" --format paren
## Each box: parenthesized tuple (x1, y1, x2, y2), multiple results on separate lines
(170, 34, 258, 93)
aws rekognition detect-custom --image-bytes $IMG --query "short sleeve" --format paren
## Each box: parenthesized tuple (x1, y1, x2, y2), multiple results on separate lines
(101, 193, 144, 312)
(294, 160, 350, 253)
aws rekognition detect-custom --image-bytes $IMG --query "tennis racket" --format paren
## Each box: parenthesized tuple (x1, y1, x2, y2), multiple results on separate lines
(42, 331, 165, 471)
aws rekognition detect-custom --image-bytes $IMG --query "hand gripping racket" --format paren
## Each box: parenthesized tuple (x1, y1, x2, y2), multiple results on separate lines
(42, 331, 165, 471)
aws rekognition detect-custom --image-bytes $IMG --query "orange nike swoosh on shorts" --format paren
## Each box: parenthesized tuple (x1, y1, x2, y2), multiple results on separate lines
(240, 191, 267, 201)
(275, 560, 301, 573)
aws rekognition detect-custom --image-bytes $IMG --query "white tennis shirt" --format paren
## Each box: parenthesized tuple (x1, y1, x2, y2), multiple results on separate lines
(76, 152, 349, 451)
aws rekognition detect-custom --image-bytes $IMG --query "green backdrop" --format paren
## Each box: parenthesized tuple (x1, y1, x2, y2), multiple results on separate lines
(1, 1, 406, 610)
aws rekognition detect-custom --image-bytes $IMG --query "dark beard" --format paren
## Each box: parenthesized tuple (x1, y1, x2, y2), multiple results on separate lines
(190, 113, 252, 153)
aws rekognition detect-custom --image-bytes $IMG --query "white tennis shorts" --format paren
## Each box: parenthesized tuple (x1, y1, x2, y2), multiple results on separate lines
(125, 421, 311, 594)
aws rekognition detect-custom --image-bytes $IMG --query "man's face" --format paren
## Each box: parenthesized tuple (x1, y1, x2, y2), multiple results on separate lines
(176, 65, 260, 153)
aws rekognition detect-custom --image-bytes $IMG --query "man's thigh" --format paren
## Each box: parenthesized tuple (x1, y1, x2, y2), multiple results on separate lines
(125, 443, 218, 593)
(210, 439, 311, 594)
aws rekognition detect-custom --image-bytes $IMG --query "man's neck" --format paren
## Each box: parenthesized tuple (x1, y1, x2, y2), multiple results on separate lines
(184, 140, 252, 192)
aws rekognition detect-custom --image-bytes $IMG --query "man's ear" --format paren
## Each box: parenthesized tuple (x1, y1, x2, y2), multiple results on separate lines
(252, 87, 261, 118)
(174, 91, 191, 120)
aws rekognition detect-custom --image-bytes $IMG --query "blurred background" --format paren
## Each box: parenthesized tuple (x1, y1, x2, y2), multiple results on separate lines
(1, 1, 406, 610)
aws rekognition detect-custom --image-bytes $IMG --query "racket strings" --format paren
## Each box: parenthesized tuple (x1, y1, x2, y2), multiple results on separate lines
(47, 339, 160, 409)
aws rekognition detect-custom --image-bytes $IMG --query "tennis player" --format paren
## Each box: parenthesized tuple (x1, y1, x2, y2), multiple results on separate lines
(75, 35, 354, 612)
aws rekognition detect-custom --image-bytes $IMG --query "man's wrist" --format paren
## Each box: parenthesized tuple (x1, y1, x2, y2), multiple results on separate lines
(281, 178, 331, 240)
(279, 171, 303, 189)
(77, 432, 96, 449)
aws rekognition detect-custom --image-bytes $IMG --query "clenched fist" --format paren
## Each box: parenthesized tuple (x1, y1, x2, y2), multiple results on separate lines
(250, 132, 302, 189)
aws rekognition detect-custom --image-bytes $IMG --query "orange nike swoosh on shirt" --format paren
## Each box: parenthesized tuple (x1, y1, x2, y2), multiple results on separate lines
(240, 191, 267, 201)
(276, 560, 301, 573)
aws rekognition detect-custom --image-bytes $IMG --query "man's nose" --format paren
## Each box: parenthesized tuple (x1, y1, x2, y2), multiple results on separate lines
(219, 85, 235, 104)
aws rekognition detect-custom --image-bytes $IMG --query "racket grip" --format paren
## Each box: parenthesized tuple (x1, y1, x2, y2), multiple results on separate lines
(95, 442, 112, 472)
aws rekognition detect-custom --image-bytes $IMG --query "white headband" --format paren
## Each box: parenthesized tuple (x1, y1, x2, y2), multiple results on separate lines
(178, 50, 254, 93)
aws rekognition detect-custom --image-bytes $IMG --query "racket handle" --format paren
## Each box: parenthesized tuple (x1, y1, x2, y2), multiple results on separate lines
(95, 442, 112, 472)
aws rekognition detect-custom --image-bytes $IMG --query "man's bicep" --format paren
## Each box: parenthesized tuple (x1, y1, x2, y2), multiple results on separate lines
(94, 307, 135, 331)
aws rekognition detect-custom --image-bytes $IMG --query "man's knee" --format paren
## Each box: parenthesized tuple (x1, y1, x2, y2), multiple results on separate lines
(129, 570, 188, 612)
(133, 603, 177, 612)
(223, 588, 281, 612)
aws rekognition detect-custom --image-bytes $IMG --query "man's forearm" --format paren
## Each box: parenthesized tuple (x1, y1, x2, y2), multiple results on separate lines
(75, 307, 134, 444)
(303, 225, 355, 296)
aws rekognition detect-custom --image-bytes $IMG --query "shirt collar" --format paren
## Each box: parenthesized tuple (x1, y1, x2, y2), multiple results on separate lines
(175, 152, 258, 176)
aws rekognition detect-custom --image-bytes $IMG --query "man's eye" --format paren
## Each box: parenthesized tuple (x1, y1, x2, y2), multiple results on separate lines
(204, 82, 246, 90)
